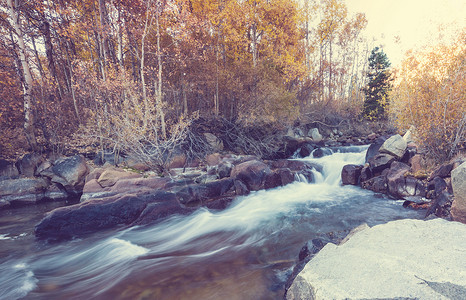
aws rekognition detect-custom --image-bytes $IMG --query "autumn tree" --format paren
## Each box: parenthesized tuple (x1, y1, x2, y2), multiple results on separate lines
(390, 30, 466, 161)
(362, 46, 392, 119)
(4, 0, 38, 150)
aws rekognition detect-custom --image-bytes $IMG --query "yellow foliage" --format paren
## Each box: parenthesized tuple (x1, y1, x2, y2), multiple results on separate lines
(390, 29, 466, 161)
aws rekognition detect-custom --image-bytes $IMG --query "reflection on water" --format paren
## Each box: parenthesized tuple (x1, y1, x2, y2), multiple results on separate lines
(0, 146, 424, 299)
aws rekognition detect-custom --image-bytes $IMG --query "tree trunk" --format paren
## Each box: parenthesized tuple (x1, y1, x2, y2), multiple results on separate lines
(156, 11, 166, 138)
(7, 0, 38, 150)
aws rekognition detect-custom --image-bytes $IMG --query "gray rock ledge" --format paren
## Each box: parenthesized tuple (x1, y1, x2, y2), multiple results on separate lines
(286, 218, 466, 300)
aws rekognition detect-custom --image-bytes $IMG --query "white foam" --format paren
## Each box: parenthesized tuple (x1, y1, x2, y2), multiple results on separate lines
(0, 233, 12, 240)
(106, 238, 149, 260)
(0, 263, 38, 300)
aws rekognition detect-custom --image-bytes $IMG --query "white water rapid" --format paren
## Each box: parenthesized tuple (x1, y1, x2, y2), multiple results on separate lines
(0, 146, 424, 299)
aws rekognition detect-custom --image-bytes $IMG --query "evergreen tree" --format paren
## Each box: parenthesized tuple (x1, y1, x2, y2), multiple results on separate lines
(362, 47, 392, 119)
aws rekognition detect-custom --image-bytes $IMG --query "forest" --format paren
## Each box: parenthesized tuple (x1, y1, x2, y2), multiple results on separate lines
(0, 0, 465, 164)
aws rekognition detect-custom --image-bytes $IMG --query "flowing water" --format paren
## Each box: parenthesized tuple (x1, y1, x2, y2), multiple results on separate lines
(0, 146, 424, 300)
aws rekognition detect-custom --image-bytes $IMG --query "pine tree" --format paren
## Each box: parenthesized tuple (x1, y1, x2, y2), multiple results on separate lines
(362, 47, 392, 119)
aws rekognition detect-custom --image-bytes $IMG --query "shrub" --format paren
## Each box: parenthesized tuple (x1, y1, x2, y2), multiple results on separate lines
(390, 30, 466, 161)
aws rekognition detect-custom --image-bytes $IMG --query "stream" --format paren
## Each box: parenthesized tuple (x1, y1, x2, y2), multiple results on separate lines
(0, 146, 424, 299)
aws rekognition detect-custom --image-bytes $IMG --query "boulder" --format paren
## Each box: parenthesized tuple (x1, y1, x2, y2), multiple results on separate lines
(368, 153, 396, 175)
(173, 178, 234, 207)
(35, 191, 184, 240)
(234, 179, 249, 196)
(359, 166, 372, 182)
(230, 160, 271, 191)
(0, 159, 19, 180)
(360, 175, 387, 193)
(0, 178, 49, 206)
(387, 161, 426, 198)
(429, 163, 454, 180)
(264, 168, 295, 189)
(425, 190, 453, 219)
(44, 183, 69, 202)
(312, 148, 332, 158)
(308, 128, 323, 142)
(298, 142, 315, 158)
(51, 155, 89, 196)
(365, 136, 386, 163)
(217, 162, 233, 179)
(97, 168, 141, 188)
(81, 176, 171, 202)
(204, 133, 224, 151)
(379, 134, 407, 159)
(205, 153, 222, 166)
(16, 153, 44, 177)
(286, 219, 466, 300)
(400, 146, 417, 163)
(281, 136, 302, 158)
(341, 164, 362, 185)
(409, 154, 427, 174)
(167, 153, 187, 169)
(451, 161, 466, 223)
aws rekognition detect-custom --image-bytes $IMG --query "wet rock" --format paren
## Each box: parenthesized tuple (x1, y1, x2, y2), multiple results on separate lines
(0, 178, 49, 206)
(173, 178, 234, 207)
(16, 153, 44, 177)
(285, 239, 326, 299)
(230, 160, 271, 191)
(281, 136, 302, 158)
(264, 168, 295, 189)
(44, 183, 69, 202)
(51, 155, 89, 196)
(359, 166, 372, 182)
(379, 134, 407, 159)
(234, 179, 249, 196)
(298, 142, 315, 158)
(427, 176, 448, 197)
(361, 175, 387, 193)
(97, 168, 141, 188)
(81, 176, 171, 202)
(386, 161, 423, 198)
(286, 219, 466, 300)
(451, 161, 466, 223)
(368, 153, 396, 175)
(0, 159, 19, 180)
(35, 191, 181, 240)
(425, 190, 453, 219)
(131, 198, 190, 226)
(0, 200, 10, 210)
(204, 197, 235, 210)
(217, 162, 233, 179)
(312, 148, 332, 158)
(365, 136, 386, 163)
(341, 165, 362, 185)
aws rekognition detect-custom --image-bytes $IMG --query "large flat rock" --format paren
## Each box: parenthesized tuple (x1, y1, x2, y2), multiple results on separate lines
(286, 218, 466, 300)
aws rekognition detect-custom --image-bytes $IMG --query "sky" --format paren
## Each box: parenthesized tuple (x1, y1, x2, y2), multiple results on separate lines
(345, 0, 466, 67)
